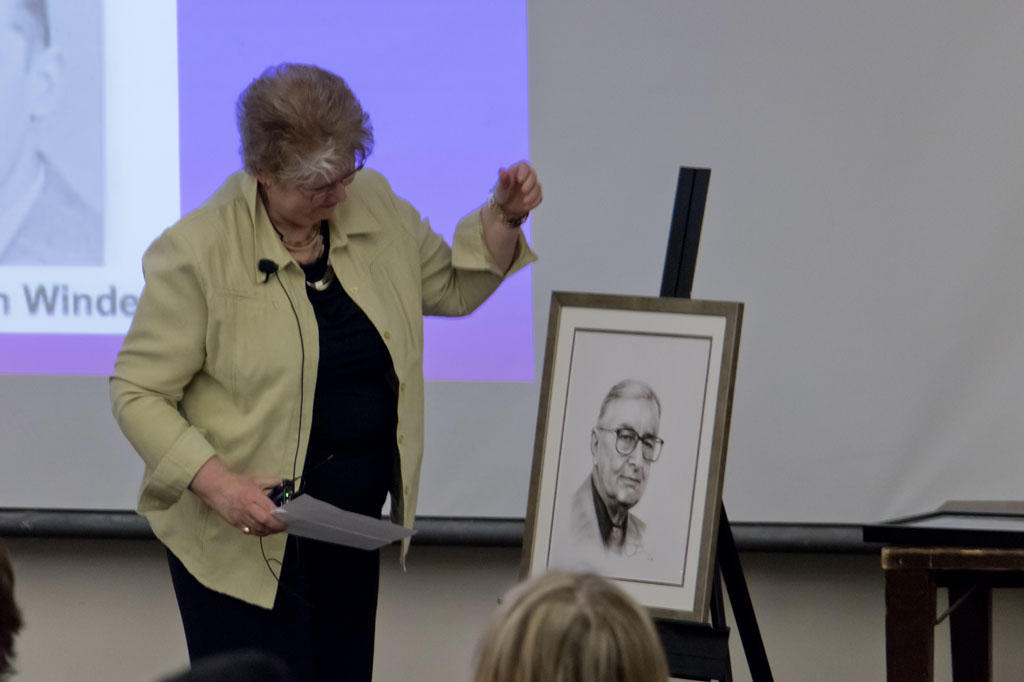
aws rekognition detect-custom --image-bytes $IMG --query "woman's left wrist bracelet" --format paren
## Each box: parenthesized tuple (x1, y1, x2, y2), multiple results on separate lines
(488, 191, 529, 227)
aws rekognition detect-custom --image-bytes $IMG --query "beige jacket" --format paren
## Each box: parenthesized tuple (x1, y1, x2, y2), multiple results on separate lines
(110, 170, 535, 608)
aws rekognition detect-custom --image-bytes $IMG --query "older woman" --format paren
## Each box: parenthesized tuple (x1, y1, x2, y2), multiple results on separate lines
(472, 571, 669, 682)
(111, 63, 539, 681)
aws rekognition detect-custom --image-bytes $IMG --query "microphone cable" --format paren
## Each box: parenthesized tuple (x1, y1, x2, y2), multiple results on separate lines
(257, 259, 308, 600)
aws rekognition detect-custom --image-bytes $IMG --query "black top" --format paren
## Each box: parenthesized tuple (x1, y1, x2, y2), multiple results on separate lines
(298, 224, 397, 517)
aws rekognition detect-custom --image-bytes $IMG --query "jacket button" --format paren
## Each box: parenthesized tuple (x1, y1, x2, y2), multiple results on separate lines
(398, 435, 404, 444)
(383, 331, 391, 341)
(399, 383, 405, 392)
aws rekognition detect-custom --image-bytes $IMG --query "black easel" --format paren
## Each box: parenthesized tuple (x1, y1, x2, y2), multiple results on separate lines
(654, 167, 774, 682)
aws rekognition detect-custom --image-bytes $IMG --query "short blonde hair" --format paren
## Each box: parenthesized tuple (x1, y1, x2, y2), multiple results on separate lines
(236, 63, 373, 188)
(473, 572, 669, 682)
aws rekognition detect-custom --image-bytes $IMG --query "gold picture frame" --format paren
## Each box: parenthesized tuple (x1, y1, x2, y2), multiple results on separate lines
(521, 292, 743, 622)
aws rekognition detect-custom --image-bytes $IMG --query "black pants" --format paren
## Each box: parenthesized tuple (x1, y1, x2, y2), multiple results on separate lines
(168, 535, 382, 682)
(169, 443, 391, 681)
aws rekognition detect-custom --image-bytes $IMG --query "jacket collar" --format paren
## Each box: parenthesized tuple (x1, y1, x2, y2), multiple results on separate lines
(246, 173, 290, 284)
(245, 170, 382, 283)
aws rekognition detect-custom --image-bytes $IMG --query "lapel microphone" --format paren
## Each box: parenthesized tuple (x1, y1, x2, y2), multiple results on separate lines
(258, 259, 279, 283)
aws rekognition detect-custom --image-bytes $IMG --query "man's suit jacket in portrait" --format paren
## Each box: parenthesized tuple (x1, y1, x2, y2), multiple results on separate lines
(0, 157, 103, 266)
(564, 475, 651, 560)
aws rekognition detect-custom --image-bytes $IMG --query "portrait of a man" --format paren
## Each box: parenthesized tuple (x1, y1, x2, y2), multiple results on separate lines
(527, 295, 741, 618)
(0, 0, 103, 266)
(561, 378, 664, 561)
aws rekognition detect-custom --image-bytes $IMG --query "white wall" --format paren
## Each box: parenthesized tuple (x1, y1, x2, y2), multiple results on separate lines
(9, 539, 1024, 681)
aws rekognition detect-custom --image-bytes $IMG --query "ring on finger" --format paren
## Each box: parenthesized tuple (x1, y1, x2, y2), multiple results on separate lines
(242, 525, 251, 534)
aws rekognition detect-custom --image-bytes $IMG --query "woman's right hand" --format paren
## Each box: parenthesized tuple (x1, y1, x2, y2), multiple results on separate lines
(188, 457, 288, 537)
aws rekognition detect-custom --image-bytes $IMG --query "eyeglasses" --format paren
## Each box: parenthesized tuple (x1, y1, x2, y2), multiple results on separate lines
(595, 427, 664, 462)
(301, 162, 365, 203)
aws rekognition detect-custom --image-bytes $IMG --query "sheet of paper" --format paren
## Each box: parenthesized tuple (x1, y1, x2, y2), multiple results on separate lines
(271, 494, 415, 550)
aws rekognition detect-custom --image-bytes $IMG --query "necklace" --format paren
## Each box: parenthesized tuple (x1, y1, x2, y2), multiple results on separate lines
(274, 223, 322, 249)
(306, 263, 335, 291)
(292, 237, 325, 264)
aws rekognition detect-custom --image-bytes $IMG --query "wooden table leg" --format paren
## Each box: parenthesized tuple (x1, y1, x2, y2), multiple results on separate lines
(949, 583, 991, 682)
(885, 568, 937, 682)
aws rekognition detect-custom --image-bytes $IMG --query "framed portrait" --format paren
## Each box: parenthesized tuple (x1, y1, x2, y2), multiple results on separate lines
(521, 292, 743, 622)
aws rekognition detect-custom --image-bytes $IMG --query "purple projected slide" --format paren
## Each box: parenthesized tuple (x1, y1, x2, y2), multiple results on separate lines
(1, 0, 531, 381)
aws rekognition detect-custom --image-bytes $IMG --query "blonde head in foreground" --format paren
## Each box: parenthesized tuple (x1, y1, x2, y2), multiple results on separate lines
(473, 571, 669, 682)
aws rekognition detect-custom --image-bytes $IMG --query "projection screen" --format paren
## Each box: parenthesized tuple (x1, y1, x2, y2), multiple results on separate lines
(4, 1, 1024, 533)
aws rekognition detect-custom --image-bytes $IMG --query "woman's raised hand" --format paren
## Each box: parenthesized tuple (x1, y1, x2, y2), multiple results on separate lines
(494, 162, 543, 218)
